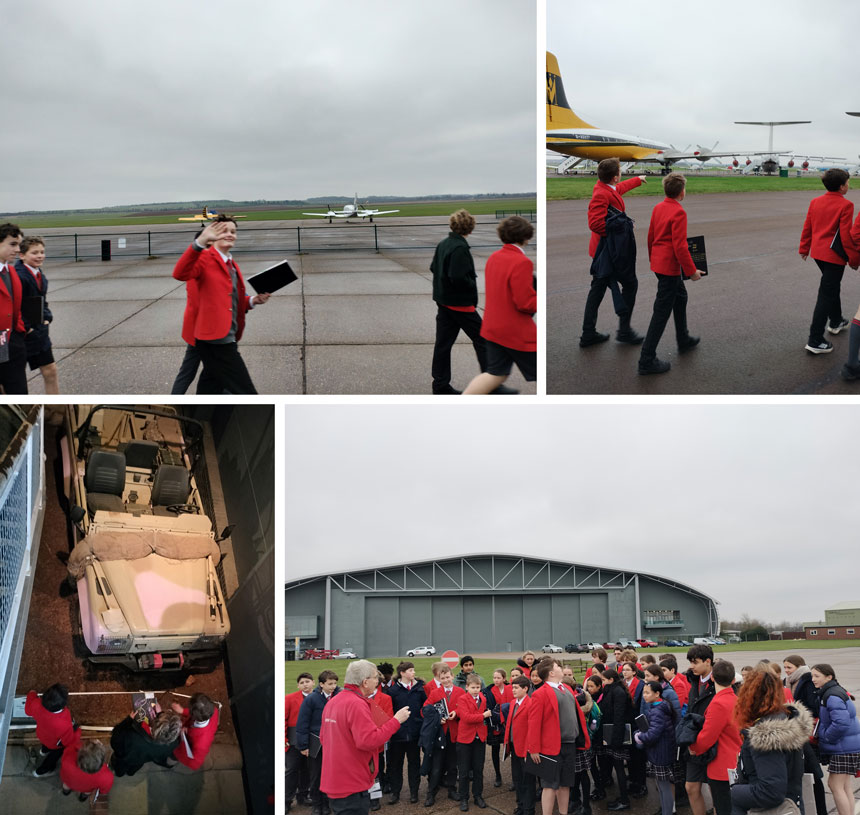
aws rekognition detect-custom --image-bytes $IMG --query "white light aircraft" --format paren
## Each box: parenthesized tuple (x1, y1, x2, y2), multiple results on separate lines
(303, 194, 399, 223)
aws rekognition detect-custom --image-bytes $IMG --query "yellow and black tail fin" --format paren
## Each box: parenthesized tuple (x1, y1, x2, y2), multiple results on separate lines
(546, 51, 596, 130)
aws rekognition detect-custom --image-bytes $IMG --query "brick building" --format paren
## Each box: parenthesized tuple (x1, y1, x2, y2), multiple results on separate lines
(803, 601, 860, 640)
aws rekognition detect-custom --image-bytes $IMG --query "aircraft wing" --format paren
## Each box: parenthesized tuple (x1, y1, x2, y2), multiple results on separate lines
(662, 149, 790, 161)
(302, 212, 335, 217)
(367, 209, 399, 216)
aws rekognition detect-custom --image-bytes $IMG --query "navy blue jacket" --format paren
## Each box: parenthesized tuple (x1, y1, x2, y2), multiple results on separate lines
(817, 680, 860, 755)
(636, 699, 677, 767)
(13, 259, 52, 357)
(387, 679, 426, 743)
(295, 686, 341, 751)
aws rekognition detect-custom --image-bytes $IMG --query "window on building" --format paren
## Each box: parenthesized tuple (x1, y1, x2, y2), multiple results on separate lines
(827, 630, 836, 636)
(847, 629, 855, 635)
(809, 629, 817, 636)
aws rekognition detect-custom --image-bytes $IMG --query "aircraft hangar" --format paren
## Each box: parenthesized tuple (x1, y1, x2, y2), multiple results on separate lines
(285, 554, 719, 657)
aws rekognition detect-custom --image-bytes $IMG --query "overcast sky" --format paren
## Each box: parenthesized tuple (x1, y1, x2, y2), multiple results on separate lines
(285, 405, 858, 626)
(548, 0, 860, 167)
(4, 1, 534, 212)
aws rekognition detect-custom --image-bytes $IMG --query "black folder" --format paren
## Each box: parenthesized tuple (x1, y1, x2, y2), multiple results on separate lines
(832, 228, 849, 262)
(634, 714, 649, 734)
(686, 236, 708, 275)
(603, 723, 633, 745)
(246, 259, 298, 294)
(22, 296, 44, 326)
(523, 753, 559, 781)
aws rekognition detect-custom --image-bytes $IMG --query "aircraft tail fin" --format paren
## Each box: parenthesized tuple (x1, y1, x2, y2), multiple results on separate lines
(546, 51, 596, 130)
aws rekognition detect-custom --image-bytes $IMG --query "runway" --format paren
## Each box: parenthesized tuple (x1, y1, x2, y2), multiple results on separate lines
(25, 217, 537, 395)
(548, 190, 860, 394)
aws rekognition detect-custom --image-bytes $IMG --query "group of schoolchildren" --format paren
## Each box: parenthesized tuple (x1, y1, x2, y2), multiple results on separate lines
(25, 682, 220, 803)
(582, 159, 860, 381)
(0, 223, 58, 394)
(287, 646, 860, 815)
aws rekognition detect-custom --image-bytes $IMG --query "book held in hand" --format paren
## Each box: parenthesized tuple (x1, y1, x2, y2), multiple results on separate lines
(686, 236, 708, 276)
(246, 259, 298, 294)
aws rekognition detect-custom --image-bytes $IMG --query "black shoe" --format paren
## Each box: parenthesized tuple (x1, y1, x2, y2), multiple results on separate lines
(631, 787, 649, 799)
(371, 802, 381, 812)
(616, 329, 644, 345)
(388, 795, 400, 806)
(638, 357, 671, 375)
(607, 802, 630, 811)
(580, 331, 610, 348)
(509, 783, 516, 792)
(301, 797, 316, 806)
(382, 785, 392, 795)
(494, 776, 502, 787)
(78, 793, 89, 802)
(590, 790, 606, 801)
(410, 793, 419, 804)
(805, 339, 833, 354)
(433, 384, 461, 395)
(842, 362, 860, 380)
(424, 794, 436, 807)
(460, 801, 469, 812)
(312, 808, 322, 815)
(62, 788, 72, 796)
(448, 789, 460, 801)
(489, 385, 519, 395)
(474, 797, 487, 809)
(678, 335, 700, 353)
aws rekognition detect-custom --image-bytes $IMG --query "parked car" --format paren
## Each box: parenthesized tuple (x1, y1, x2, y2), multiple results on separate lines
(332, 650, 357, 660)
(586, 642, 603, 651)
(636, 638, 658, 648)
(617, 639, 638, 649)
(664, 639, 683, 647)
(728, 636, 742, 643)
(542, 644, 563, 653)
(62, 405, 231, 673)
(603, 641, 619, 649)
(406, 645, 436, 657)
(710, 637, 726, 645)
(678, 640, 692, 646)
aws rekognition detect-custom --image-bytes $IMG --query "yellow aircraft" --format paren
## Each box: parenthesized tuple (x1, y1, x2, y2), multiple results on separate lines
(178, 206, 246, 222)
(546, 51, 777, 172)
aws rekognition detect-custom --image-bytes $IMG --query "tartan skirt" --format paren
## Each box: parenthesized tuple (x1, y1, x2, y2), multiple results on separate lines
(646, 761, 677, 782)
(826, 752, 860, 775)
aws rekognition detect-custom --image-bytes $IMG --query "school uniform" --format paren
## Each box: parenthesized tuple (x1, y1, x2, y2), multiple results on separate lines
(690, 687, 741, 815)
(387, 679, 427, 802)
(639, 197, 699, 366)
(669, 673, 690, 709)
(60, 744, 113, 798)
(799, 191, 860, 345)
(456, 690, 489, 803)
(505, 695, 535, 815)
(0, 262, 27, 394)
(286, 690, 313, 805)
(582, 177, 643, 339)
(296, 687, 341, 812)
(172, 241, 257, 394)
(25, 691, 78, 775)
(172, 706, 219, 771)
(424, 685, 466, 796)
(13, 259, 53, 369)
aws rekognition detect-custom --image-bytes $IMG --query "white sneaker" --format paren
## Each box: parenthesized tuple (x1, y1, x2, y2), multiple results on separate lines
(805, 340, 834, 354)
(827, 319, 850, 335)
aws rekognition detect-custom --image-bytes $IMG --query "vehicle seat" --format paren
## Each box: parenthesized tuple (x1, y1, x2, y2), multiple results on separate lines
(122, 440, 160, 470)
(150, 464, 190, 513)
(85, 450, 126, 514)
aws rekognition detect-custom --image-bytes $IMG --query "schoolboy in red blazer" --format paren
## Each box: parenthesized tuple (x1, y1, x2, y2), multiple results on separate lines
(26, 684, 79, 776)
(423, 664, 466, 805)
(799, 168, 860, 356)
(0, 223, 28, 394)
(505, 676, 535, 815)
(638, 172, 704, 375)
(172, 215, 270, 394)
(581, 158, 647, 347)
(285, 673, 315, 811)
(456, 675, 491, 810)
(689, 661, 741, 815)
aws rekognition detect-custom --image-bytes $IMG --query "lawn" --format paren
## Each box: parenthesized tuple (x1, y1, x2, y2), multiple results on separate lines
(8, 198, 537, 229)
(547, 175, 829, 200)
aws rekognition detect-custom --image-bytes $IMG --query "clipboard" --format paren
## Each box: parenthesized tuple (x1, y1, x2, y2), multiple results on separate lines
(524, 753, 559, 781)
(246, 259, 298, 294)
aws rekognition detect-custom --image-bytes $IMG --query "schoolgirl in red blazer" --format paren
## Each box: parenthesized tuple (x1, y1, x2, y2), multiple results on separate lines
(484, 670, 514, 786)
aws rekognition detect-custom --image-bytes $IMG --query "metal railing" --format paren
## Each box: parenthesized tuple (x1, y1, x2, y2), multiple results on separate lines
(0, 406, 46, 779)
(39, 219, 538, 261)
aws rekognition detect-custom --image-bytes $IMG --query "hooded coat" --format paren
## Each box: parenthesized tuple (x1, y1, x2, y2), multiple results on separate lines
(816, 680, 860, 756)
(730, 703, 813, 815)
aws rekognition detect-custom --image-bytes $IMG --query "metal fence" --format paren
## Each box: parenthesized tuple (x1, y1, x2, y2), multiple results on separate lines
(0, 406, 45, 779)
(40, 218, 538, 261)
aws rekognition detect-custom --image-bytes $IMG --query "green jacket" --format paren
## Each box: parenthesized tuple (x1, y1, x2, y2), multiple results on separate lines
(431, 232, 478, 307)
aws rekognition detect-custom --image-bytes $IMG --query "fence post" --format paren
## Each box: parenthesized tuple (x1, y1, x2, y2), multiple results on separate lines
(297, 226, 301, 254)
(148, 231, 152, 258)
(74, 234, 78, 263)
(374, 224, 379, 253)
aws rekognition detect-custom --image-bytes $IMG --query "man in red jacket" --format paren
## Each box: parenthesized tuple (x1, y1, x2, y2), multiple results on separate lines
(172, 215, 270, 394)
(320, 660, 410, 815)
(638, 172, 705, 375)
(0, 223, 28, 394)
(799, 168, 860, 356)
(581, 158, 647, 347)
(689, 660, 741, 815)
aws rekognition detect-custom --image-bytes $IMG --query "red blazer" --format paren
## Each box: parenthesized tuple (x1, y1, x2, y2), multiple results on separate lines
(425, 685, 466, 740)
(173, 244, 250, 343)
(479, 244, 536, 352)
(800, 191, 860, 266)
(648, 198, 697, 277)
(455, 692, 488, 744)
(504, 696, 532, 758)
(285, 690, 311, 752)
(525, 683, 591, 756)
(588, 177, 643, 257)
(0, 263, 25, 335)
(173, 706, 219, 771)
(25, 692, 78, 750)
(627, 677, 641, 701)
(691, 687, 742, 781)
(60, 744, 113, 796)
(371, 690, 394, 718)
(670, 673, 690, 708)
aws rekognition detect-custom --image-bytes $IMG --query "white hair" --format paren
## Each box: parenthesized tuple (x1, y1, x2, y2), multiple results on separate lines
(344, 659, 378, 685)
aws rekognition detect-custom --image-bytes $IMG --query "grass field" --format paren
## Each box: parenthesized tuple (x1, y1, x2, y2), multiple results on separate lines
(285, 640, 860, 689)
(8, 198, 537, 229)
(547, 175, 829, 201)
